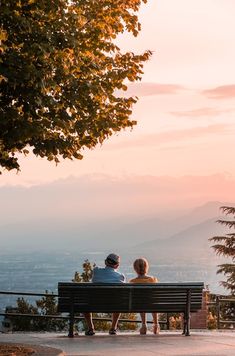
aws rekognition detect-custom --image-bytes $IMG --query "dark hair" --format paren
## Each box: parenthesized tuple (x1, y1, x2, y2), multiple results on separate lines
(106, 258, 118, 266)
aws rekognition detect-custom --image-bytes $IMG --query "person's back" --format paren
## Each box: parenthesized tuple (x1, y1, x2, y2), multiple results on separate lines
(92, 265, 125, 283)
(129, 257, 159, 335)
(129, 275, 157, 283)
(84, 253, 126, 335)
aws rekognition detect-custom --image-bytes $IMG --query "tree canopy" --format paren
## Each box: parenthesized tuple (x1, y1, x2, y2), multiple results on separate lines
(0, 0, 151, 173)
(210, 206, 235, 294)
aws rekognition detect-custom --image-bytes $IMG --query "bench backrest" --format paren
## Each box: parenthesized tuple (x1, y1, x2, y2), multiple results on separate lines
(58, 282, 204, 313)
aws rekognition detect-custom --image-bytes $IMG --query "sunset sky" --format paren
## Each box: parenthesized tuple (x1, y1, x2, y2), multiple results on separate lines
(1, 0, 235, 186)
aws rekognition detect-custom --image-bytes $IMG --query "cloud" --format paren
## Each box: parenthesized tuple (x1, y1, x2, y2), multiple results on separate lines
(108, 124, 234, 150)
(170, 107, 234, 118)
(1, 174, 235, 232)
(202, 85, 235, 99)
(120, 82, 185, 97)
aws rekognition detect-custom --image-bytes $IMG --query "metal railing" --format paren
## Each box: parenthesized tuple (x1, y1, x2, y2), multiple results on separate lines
(4, 290, 234, 330)
(207, 295, 235, 329)
(0, 290, 169, 328)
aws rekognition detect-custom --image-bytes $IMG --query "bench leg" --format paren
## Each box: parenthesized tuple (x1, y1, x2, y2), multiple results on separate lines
(182, 313, 190, 336)
(68, 313, 74, 338)
(185, 314, 190, 336)
(182, 315, 186, 335)
(68, 300, 75, 338)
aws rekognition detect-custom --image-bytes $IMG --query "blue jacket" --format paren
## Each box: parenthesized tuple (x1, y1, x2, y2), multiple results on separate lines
(92, 266, 126, 283)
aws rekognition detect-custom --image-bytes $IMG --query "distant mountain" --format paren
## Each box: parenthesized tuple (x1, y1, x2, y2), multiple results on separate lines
(133, 217, 226, 262)
(165, 201, 230, 233)
(0, 200, 232, 257)
(106, 201, 233, 247)
(180, 201, 226, 222)
(0, 215, 174, 252)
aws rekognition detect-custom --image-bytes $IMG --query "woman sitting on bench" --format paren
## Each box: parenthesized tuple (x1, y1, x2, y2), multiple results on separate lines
(130, 257, 160, 335)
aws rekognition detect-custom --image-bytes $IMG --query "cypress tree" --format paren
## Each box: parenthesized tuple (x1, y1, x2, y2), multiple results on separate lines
(210, 206, 235, 294)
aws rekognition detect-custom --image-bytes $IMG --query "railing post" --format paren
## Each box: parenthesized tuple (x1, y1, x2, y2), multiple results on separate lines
(185, 289, 191, 336)
(166, 313, 170, 330)
(128, 288, 132, 312)
(216, 296, 220, 330)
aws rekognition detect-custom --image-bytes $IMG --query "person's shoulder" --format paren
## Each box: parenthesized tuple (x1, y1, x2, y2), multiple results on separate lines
(94, 266, 106, 272)
(116, 270, 126, 282)
(91, 266, 106, 282)
(129, 277, 137, 283)
(92, 266, 105, 275)
(149, 276, 158, 283)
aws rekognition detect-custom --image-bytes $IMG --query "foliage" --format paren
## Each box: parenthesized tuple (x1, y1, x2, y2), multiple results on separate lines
(158, 313, 181, 330)
(207, 311, 217, 329)
(10, 292, 66, 331)
(207, 292, 235, 329)
(10, 297, 38, 331)
(72, 259, 96, 282)
(210, 206, 235, 294)
(35, 290, 67, 330)
(218, 298, 235, 328)
(0, 0, 151, 173)
(119, 313, 137, 331)
(168, 314, 182, 330)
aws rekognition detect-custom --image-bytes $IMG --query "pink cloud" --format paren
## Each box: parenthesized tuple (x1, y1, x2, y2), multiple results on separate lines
(121, 82, 185, 97)
(202, 85, 235, 99)
(1, 173, 235, 224)
(170, 107, 234, 118)
(108, 124, 234, 149)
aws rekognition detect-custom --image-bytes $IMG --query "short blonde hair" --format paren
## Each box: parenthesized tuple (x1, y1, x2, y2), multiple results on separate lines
(133, 258, 149, 275)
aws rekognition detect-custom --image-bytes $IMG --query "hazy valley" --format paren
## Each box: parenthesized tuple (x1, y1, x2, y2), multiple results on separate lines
(0, 174, 234, 306)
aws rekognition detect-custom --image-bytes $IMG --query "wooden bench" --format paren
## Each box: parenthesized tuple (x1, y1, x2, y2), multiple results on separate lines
(58, 282, 204, 337)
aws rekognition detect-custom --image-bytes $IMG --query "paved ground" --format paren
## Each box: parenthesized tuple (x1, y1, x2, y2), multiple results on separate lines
(0, 331, 235, 356)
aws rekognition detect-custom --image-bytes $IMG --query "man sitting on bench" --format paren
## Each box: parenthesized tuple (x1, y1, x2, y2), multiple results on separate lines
(84, 253, 126, 335)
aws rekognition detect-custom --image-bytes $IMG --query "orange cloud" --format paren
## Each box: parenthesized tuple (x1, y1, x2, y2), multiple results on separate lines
(170, 107, 234, 118)
(202, 85, 235, 99)
(108, 124, 234, 150)
(121, 82, 185, 97)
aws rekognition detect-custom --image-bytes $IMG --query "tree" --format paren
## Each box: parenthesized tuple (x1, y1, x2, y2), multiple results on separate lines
(9, 293, 66, 331)
(10, 297, 38, 331)
(72, 259, 96, 282)
(210, 206, 235, 294)
(35, 290, 67, 330)
(0, 0, 151, 173)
